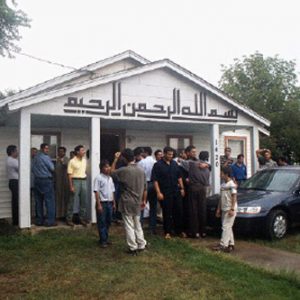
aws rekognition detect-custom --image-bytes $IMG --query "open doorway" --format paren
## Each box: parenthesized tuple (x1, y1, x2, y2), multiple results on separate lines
(100, 129, 125, 164)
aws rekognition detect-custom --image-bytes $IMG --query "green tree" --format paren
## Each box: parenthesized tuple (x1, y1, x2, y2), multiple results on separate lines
(219, 52, 300, 162)
(0, 88, 18, 99)
(0, 0, 30, 57)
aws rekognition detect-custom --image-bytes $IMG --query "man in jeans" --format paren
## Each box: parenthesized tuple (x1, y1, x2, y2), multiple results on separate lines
(6, 145, 19, 226)
(66, 145, 88, 226)
(94, 160, 115, 248)
(32, 143, 56, 226)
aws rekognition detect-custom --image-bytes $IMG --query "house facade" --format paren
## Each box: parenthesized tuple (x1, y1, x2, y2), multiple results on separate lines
(0, 50, 270, 228)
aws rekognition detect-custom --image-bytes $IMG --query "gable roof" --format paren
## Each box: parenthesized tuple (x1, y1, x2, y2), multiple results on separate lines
(0, 50, 149, 107)
(1, 51, 270, 127)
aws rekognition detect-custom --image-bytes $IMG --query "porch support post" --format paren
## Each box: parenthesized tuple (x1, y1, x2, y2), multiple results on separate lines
(210, 124, 220, 194)
(19, 109, 31, 228)
(90, 117, 101, 223)
(251, 126, 259, 175)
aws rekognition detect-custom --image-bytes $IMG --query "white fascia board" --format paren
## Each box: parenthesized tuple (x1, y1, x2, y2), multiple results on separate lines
(8, 59, 270, 128)
(83, 50, 150, 72)
(1, 50, 149, 107)
(258, 126, 270, 136)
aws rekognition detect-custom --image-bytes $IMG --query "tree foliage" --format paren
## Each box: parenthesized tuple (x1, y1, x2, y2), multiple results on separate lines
(0, 88, 18, 99)
(0, 0, 30, 57)
(219, 52, 300, 162)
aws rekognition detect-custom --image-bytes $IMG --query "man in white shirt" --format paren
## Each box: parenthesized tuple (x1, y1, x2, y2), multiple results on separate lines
(6, 145, 19, 226)
(138, 147, 157, 233)
(94, 160, 115, 247)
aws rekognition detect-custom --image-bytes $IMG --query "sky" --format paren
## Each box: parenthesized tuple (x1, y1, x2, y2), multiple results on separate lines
(1, 0, 300, 92)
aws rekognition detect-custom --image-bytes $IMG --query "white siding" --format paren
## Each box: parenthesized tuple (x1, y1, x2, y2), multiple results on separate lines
(61, 128, 90, 155)
(0, 127, 18, 219)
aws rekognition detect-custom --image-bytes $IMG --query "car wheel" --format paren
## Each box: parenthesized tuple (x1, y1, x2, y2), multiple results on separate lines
(265, 209, 288, 240)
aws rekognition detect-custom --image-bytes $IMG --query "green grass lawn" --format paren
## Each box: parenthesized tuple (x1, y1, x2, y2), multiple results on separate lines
(0, 227, 300, 300)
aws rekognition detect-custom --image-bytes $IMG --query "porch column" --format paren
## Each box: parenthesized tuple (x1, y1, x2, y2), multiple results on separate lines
(251, 126, 259, 175)
(90, 117, 101, 223)
(210, 124, 220, 194)
(19, 109, 31, 228)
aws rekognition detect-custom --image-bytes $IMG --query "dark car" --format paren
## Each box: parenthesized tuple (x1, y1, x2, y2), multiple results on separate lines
(207, 166, 300, 239)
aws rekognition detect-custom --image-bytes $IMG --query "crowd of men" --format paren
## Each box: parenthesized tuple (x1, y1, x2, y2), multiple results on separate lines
(5, 141, 288, 254)
(6, 143, 88, 227)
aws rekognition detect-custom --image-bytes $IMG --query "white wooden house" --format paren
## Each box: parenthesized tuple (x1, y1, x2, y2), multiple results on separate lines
(0, 50, 270, 228)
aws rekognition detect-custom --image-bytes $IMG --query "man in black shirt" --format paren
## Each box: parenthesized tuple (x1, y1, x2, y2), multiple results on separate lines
(152, 146, 185, 239)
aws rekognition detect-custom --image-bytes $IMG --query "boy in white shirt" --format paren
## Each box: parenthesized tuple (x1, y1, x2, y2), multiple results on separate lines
(213, 166, 237, 252)
(94, 160, 116, 248)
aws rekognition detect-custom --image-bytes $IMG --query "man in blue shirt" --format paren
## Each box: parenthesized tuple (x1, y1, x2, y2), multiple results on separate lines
(231, 154, 247, 186)
(32, 143, 56, 226)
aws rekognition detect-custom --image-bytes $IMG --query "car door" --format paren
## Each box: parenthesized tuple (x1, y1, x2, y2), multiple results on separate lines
(288, 185, 300, 222)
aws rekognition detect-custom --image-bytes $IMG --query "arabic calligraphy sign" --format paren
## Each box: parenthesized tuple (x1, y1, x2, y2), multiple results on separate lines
(63, 82, 238, 123)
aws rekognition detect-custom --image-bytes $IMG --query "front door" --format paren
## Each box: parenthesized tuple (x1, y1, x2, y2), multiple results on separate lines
(100, 130, 125, 164)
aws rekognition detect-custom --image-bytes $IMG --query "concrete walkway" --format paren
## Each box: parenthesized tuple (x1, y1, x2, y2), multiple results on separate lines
(189, 237, 300, 275)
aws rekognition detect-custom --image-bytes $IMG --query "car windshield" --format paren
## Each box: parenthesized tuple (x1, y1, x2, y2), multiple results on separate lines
(240, 169, 300, 192)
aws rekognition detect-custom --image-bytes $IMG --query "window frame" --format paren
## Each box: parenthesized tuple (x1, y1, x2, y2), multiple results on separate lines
(31, 131, 61, 160)
(166, 135, 193, 153)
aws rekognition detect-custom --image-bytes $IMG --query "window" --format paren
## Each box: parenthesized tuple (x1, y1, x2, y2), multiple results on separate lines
(225, 136, 247, 160)
(241, 169, 300, 192)
(31, 133, 61, 159)
(167, 135, 192, 154)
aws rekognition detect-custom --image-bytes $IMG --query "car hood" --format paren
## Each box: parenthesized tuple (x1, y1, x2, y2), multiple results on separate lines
(237, 189, 285, 207)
